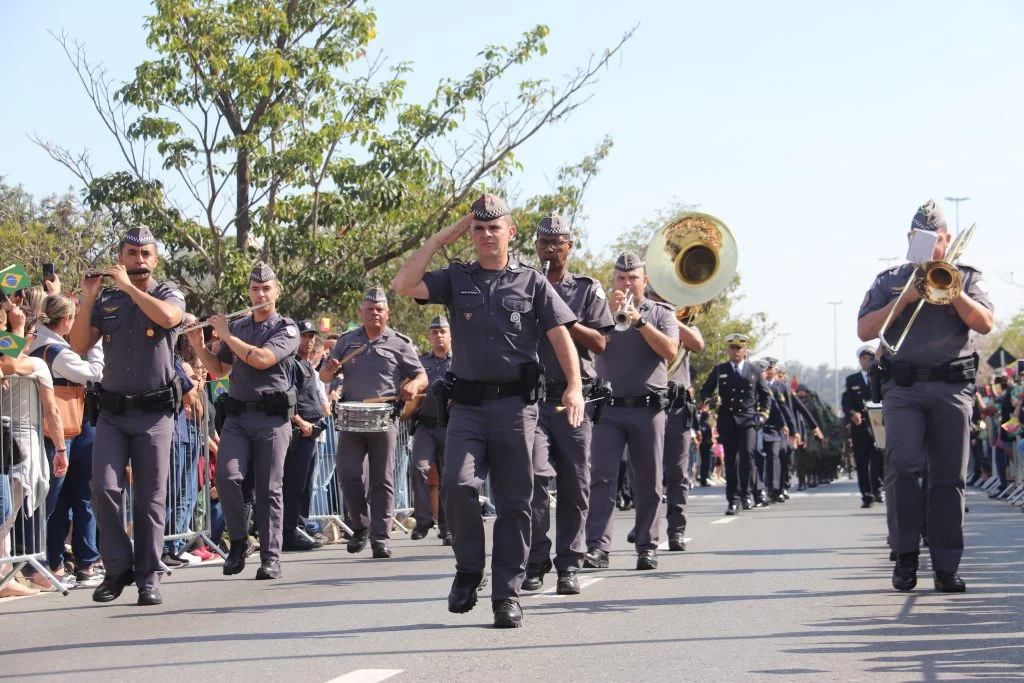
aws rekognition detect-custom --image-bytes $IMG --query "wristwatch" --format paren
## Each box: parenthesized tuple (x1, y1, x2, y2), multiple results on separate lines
(633, 316, 648, 330)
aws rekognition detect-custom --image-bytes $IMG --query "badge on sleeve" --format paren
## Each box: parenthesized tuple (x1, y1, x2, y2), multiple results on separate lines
(510, 311, 521, 324)
(285, 325, 297, 337)
(594, 283, 606, 300)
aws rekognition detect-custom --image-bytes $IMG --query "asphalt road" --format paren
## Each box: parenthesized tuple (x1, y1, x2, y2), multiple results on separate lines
(2, 480, 1022, 682)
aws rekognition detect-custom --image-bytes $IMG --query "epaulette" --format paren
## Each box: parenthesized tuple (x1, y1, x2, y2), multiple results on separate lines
(395, 331, 413, 344)
(651, 300, 674, 311)
(875, 262, 913, 280)
(955, 262, 980, 272)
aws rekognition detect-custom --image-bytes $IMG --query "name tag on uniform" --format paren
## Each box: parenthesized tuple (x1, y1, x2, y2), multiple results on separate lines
(102, 315, 117, 320)
(459, 289, 481, 295)
(719, 373, 728, 378)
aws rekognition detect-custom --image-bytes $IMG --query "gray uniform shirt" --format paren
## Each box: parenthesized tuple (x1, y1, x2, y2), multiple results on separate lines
(418, 351, 452, 418)
(216, 312, 299, 401)
(420, 258, 576, 383)
(91, 281, 185, 394)
(328, 326, 424, 401)
(538, 273, 614, 383)
(858, 263, 993, 367)
(596, 298, 679, 395)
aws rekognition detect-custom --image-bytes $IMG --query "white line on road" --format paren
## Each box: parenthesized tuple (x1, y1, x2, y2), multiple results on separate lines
(710, 517, 738, 525)
(325, 669, 404, 683)
(527, 576, 605, 598)
(657, 536, 693, 550)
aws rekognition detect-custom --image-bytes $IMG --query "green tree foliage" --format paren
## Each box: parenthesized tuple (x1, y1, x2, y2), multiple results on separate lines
(35, 1, 633, 330)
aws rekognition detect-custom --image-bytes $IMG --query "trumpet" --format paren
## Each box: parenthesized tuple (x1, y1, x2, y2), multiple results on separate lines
(181, 301, 274, 332)
(613, 292, 635, 332)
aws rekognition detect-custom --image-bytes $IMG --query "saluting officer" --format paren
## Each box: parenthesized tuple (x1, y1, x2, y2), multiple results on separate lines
(410, 315, 453, 544)
(523, 213, 613, 595)
(842, 345, 885, 509)
(699, 333, 770, 515)
(585, 253, 679, 572)
(857, 199, 993, 593)
(70, 227, 186, 606)
(392, 193, 584, 629)
(320, 288, 427, 559)
(189, 262, 299, 581)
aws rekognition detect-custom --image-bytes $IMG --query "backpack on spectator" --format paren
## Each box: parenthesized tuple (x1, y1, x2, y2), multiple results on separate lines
(29, 344, 84, 439)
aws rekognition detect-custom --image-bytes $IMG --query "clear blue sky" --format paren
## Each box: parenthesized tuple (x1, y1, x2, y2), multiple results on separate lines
(2, 0, 1022, 367)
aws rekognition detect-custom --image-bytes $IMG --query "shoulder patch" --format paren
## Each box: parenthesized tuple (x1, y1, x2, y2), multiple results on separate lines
(395, 331, 413, 344)
(284, 325, 297, 338)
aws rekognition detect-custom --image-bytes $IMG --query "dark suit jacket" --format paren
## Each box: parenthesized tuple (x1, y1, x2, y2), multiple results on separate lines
(700, 360, 770, 431)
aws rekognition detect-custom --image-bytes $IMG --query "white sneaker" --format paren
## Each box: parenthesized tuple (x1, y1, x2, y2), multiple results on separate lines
(177, 551, 201, 566)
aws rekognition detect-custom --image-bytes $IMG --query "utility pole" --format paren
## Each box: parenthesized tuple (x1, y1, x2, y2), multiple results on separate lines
(828, 301, 842, 415)
(778, 332, 790, 363)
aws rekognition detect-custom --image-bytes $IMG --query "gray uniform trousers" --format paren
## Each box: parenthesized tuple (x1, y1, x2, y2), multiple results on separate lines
(338, 426, 397, 545)
(217, 412, 291, 563)
(663, 406, 691, 536)
(411, 423, 446, 532)
(587, 407, 666, 553)
(882, 379, 973, 572)
(443, 397, 537, 601)
(92, 410, 174, 590)
(529, 400, 591, 572)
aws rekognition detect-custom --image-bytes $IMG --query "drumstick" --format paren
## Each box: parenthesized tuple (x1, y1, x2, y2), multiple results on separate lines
(363, 393, 427, 403)
(329, 344, 367, 375)
(554, 397, 605, 414)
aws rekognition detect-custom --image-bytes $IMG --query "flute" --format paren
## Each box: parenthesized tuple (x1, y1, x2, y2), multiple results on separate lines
(85, 268, 152, 279)
(181, 302, 274, 332)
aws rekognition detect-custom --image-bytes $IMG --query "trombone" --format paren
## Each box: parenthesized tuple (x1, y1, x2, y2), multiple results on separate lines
(878, 223, 976, 355)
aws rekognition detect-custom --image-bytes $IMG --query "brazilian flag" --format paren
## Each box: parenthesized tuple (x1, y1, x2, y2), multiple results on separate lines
(0, 331, 27, 358)
(209, 377, 230, 400)
(0, 265, 30, 295)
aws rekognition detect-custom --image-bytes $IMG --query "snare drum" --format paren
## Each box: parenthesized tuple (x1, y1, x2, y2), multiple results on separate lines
(334, 401, 393, 433)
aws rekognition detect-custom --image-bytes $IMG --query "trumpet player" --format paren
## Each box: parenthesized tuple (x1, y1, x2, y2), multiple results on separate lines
(189, 262, 299, 581)
(585, 253, 679, 571)
(523, 213, 613, 594)
(857, 199, 993, 594)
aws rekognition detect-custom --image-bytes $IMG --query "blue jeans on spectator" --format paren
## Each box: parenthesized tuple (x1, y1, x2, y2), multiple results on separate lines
(0, 474, 11, 523)
(209, 497, 225, 547)
(44, 419, 100, 571)
(165, 437, 199, 556)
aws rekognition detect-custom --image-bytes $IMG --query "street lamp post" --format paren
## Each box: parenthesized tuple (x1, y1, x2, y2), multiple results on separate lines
(944, 196, 970, 233)
(778, 332, 790, 362)
(827, 301, 842, 414)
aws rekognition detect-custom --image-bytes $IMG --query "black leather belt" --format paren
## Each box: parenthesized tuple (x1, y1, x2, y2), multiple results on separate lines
(609, 393, 663, 408)
(451, 379, 526, 404)
(544, 378, 594, 401)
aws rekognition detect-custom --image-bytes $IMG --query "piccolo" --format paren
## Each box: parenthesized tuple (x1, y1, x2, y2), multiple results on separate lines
(181, 302, 274, 332)
(85, 268, 151, 279)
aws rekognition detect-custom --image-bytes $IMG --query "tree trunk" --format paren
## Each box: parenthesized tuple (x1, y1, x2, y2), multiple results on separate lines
(235, 147, 250, 251)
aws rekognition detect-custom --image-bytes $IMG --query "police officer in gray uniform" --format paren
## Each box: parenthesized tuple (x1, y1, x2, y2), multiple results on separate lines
(70, 227, 186, 606)
(857, 199, 993, 593)
(585, 253, 679, 572)
(392, 193, 584, 629)
(189, 262, 299, 580)
(320, 287, 426, 559)
(410, 315, 453, 544)
(523, 213, 613, 595)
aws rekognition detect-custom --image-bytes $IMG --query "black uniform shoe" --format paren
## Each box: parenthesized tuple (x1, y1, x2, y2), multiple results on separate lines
(441, 531, 453, 546)
(223, 540, 247, 576)
(492, 599, 523, 628)
(771, 491, 785, 504)
(889, 549, 897, 562)
(757, 491, 770, 507)
(668, 534, 686, 552)
(137, 587, 163, 606)
(410, 524, 433, 541)
(92, 569, 134, 603)
(861, 499, 873, 509)
(448, 572, 484, 614)
(636, 550, 658, 570)
(583, 548, 609, 569)
(372, 544, 392, 559)
(725, 504, 738, 516)
(741, 498, 753, 510)
(521, 558, 552, 591)
(892, 552, 919, 591)
(781, 490, 791, 500)
(255, 560, 283, 580)
(934, 571, 966, 593)
(626, 528, 637, 544)
(556, 571, 580, 595)
(282, 535, 321, 552)
(347, 529, 368, 554)
(874, 490, 885, 503)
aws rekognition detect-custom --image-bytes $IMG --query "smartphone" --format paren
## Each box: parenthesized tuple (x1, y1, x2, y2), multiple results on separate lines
(42, 262, 55, 279)
(1018, 359, 1024, 376)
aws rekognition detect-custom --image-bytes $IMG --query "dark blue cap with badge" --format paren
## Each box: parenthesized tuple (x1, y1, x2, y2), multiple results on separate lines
(537, 212, 571, 236)
(249, 261, 276, 282)
(615, 252, 644, 272)
(471, 193, 511, 221)
(297, 320, 317, 335)
(364, 287, 388, 305)
(120, 227, 157, 247)
(429, 315, 449, 329)
(911, 199, 947, 233)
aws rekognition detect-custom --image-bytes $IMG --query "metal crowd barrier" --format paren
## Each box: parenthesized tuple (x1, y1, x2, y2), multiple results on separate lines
(1, 376, 69, 595)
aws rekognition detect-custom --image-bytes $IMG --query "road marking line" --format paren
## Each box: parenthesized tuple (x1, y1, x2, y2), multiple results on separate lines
(528, 576, 605, 598)
(325, 669, 404, 683)
(657, 536, 693, 550)
(710, 517, 738, 525)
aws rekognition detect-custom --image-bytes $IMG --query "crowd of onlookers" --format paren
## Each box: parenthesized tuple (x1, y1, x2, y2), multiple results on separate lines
(969, 369, 1024, 507)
